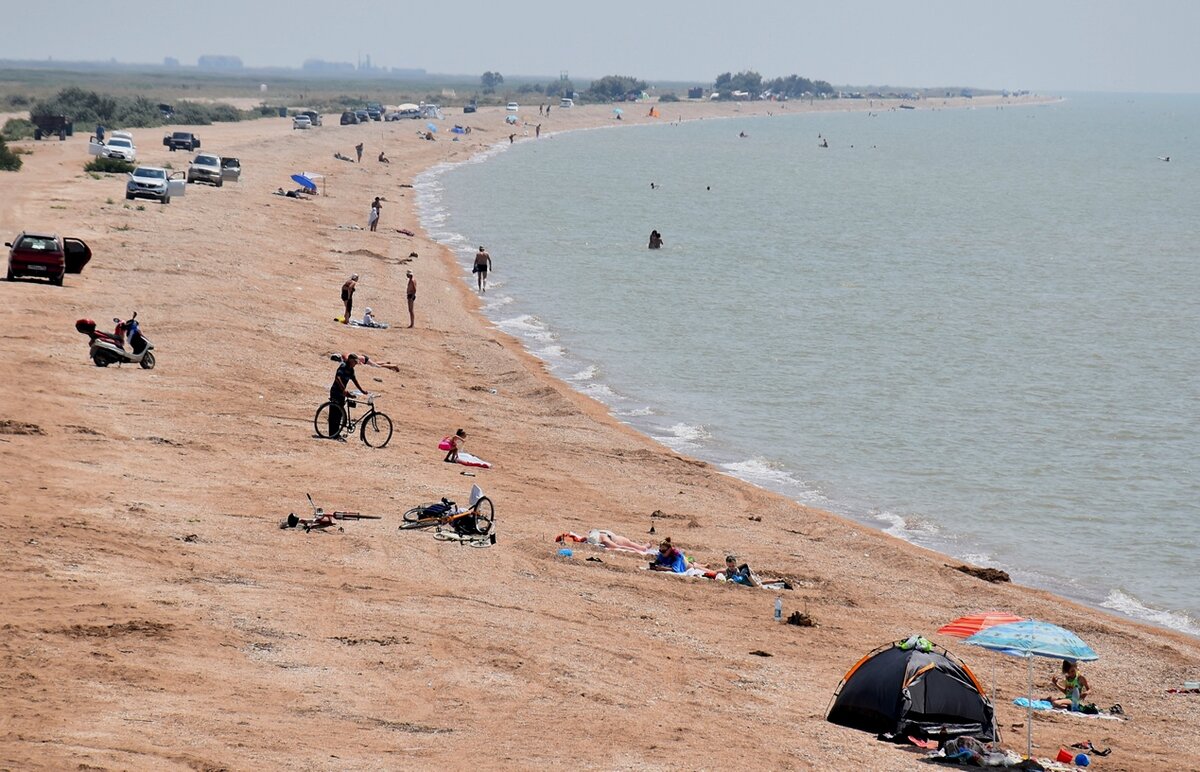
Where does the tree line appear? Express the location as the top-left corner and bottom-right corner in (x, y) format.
(481, 70), (832, 103)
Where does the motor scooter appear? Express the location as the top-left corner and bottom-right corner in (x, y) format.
(75, 312), (155, 369)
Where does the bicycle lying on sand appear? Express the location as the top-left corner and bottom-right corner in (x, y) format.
(314, 391), (393, 447)
(400, 484), (495, 546)
(280, 494), (382, 532)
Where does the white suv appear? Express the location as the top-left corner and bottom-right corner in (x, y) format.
(126, 166), (187, 204)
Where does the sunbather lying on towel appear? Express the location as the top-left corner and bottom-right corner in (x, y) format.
(718, 555), (763, 588)
(556, 530), (656, 555)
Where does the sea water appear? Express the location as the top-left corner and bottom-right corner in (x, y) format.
(417, 94), (1200, 635)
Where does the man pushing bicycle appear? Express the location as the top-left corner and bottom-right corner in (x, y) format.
(328, 353), (364, 440)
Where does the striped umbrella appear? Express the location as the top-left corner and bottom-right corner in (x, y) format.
(938, 612), (1025, 639)
(937, 612), (1025, 723)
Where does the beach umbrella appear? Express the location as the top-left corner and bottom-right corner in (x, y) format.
(965, 620), (1098, 759)
(425, 122), (438, 133)
(290, 173), (316, 192)
(504, 114), (518, 125)
(612, 107), (624, 115)
(938, 612), (1025, 639)
(938, 612), (1025, 709)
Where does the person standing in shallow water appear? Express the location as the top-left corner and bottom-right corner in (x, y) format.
(648, 230), (663, 249)
(473, 246), (492, 293)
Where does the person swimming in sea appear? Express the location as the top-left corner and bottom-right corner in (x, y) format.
(648, 230), (663, 250)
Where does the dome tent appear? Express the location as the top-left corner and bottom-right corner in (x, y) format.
(826, 636), (995, 742)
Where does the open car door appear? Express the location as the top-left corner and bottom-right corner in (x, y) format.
(87, 139), (104, 157)
(62, 238), (92, 274)
(220, 157), (241, 182)
(168, 171), (187, 198)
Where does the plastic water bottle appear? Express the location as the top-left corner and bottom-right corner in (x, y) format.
(1069, 686), (1080, 711)
(774, 597), (783, 623)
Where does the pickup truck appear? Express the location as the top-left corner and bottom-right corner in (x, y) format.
(163, 131), (201, 152)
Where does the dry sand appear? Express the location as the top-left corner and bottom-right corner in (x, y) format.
(1, 95), (1197, 771)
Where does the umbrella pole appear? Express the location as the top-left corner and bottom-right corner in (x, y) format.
(1026, 656), (1033, 759)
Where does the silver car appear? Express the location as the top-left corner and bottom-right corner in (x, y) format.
(186, 153), (224, 187)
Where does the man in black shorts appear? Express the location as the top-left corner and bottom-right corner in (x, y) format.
(328, 353), (363, 440)
(472, 246), (492, 293)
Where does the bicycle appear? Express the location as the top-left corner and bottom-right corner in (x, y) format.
(280, 494), (383, 532)
(314, 391), (393, 448)
(400, 484), (495, 543)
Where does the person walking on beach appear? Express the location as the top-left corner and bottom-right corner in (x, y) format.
(327, 353), (364, 440)
(405, 270), (417, 328)
(509, 133), (515, 144)
(368, 197), (381, 232)
(355, 142), (364, 163)
(473, 246), (492, 293)
(341, 274), (358, 323)
(536, 124), (541, 138)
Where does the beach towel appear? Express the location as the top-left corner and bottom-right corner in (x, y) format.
(348, 319), (390, 329)
(1013, 698), (1124, 720)
(451, 451), (491, 469)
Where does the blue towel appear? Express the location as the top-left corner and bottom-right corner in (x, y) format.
(1013, 697), (1054, 710)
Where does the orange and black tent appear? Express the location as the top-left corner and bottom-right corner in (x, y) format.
(826, 638), (995, 742)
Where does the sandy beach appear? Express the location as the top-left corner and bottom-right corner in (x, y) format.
(2, 93), (1198, 771)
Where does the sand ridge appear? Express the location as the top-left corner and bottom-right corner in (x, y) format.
(1, 95), (1197, 770)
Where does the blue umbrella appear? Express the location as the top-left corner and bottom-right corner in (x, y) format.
(965, 620), (1098, 758)
(290, 173), (316, 192)
(425, 122), (438, 133)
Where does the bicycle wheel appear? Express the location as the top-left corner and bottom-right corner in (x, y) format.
(470, 496), (495, 535)
(314, 402), (347, 439)
(398, 514), (439, 531)
(360, 410), (393, 448)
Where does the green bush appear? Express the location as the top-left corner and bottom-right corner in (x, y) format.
(29, 88), (252, 129)
(85, 156), (135, 174)
(657, 93), (680, 103)
(2, 118), (35, 140)
(0, 137), (21, 171)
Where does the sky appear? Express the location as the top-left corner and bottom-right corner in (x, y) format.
(3, 0), (1199, 93)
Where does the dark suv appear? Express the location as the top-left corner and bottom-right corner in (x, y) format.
(340, 111), (359, 125)
(163, 131), (201, 151)
(6, 232), (92, 285)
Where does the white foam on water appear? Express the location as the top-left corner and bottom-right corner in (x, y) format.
(567, 365), (598, 382)
(652, 422), (712, 450)
(533, 344), (565, 360)
(581, 383), (617, 399)
(620, 406), (655, 417)
(722, 457), (803, 489)
(1102, 590), (1200, 636)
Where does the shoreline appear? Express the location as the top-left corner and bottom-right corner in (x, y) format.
(2, 93), (1197, 769)
(413, 96), (1196, 640)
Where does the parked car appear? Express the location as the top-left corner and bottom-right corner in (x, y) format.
(463, 101), (477, 114)
(220, 157), (241, 182)
(88, 135), (137, 162)
(186, 153), (224, 186)
(354, 109), (370, 122)
(506, 102), (519, 112)
(31, 113), (73, 140)
(292, 114), (312, 130)
(163, 131), (201, 151)
(126, 166), (187, 204)
(386, 104), (421, 120)
(559, 97), (574, 108)
(340, 110), (359, 125)
(5, 232), (91, 284)
(299, 110), (322, 126)
(365, 106), (382, 121)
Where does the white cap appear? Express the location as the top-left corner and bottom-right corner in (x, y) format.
(364, 307), (372, 314)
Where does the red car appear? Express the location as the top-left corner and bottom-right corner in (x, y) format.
(5, 232), (92, 285)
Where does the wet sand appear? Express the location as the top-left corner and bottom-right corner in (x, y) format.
(2, 95), (1197, 771)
